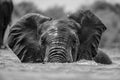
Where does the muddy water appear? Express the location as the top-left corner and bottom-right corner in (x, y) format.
(0, 49), (120, 80)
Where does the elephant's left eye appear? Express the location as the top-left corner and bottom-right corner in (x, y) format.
(60, 28), (67, 32)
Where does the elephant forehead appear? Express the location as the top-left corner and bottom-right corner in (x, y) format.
(47, 20), (58, 31)
(42, 19), (78, 32)
(39, 19), (80, 39)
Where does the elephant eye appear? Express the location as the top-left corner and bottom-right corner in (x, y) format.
(49, 28), (56, 32)
(60, 28), (67, 32)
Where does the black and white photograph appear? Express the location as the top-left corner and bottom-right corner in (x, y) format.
(0, 0), (120, 80)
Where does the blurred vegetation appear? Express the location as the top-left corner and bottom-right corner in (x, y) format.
(12, 1), (120, 49)
(12, 2), (44, 23)
(12, 2), (66, 23)
(44, 6), (67, 19)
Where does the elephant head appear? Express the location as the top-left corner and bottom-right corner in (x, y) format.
(5, 10), (109, 63)
(39, 19), (81, 63)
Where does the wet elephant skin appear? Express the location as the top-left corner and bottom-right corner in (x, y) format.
(5, 10), (112, 64)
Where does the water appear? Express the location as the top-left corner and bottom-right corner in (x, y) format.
(0, 49), (120, 80)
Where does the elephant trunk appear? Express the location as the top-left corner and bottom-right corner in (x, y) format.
(44, 40), (73, 63)
(47, 47), (67, 63)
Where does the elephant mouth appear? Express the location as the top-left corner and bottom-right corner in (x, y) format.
(44, 41), (73, 63)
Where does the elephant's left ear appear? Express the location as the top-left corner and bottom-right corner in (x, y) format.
(68, 10), (107, 32)
(68, 10), (107, 60)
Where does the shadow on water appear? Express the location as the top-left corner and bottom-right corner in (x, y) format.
(0, 49), (120, 80)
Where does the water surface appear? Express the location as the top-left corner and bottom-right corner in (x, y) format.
(0, 49), (120, 80)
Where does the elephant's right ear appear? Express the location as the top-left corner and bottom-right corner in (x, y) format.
(6, 13), (52, 62)
(68, 10), (107, 60)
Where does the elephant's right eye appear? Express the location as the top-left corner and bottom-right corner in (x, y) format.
(49, 29), (57, 33)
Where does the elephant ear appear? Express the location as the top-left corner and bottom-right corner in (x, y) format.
(6, 13), (51, 62)
(68, 10), (107, 60)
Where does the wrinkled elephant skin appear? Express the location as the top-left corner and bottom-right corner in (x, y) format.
(5, 10), (112, 64)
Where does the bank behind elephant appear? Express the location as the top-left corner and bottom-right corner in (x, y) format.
(0, 0), (13, 48)
(5, 10), (112, 64)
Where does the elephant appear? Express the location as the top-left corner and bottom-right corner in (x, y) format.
(0, 0), (13, 48)
(5, 10), (112, 64)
